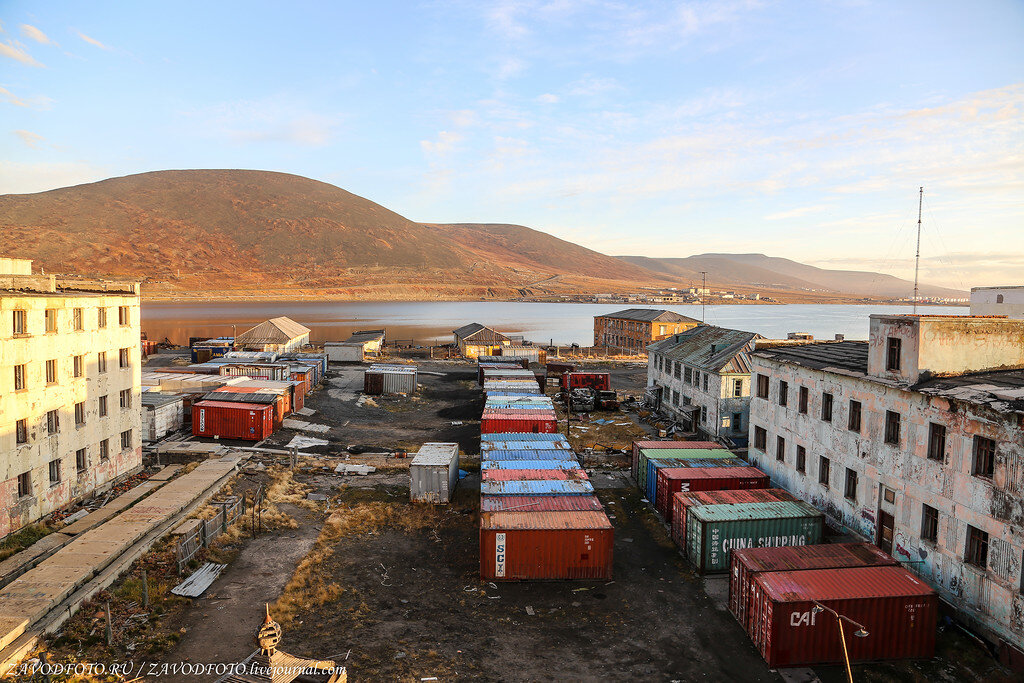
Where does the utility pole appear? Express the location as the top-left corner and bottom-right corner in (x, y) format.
(700, 271), (707, 322)
(913, 187), (923, 315)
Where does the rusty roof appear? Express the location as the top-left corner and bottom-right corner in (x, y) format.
(752, 340), (870, 374)
(598, 308), (700, 323)
(647, 325), (762, 373)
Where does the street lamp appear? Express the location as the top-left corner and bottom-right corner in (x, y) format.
(811, 600), (869, 683)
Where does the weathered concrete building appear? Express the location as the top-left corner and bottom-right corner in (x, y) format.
(748, 314), (1024, 658)
(344, 329), (385, 356)
(234, 317), (310, 353)
(0, 258), (142, 539)
(594, 309), (700, 355)
(647, 325), (762, 446)
(453, 323), (511, 359)
(972, 286), (1024, 318)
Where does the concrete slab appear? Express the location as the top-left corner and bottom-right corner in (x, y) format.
(0, 533), (71, 587)
(0, 617), (28, 652)
(148, 464), (182, 482)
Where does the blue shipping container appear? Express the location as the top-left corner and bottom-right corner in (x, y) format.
(645, 457), (748, 501)
(481, 459), (581, 470)
(483, 449), (580, 462)
(480, 480), (595, 496)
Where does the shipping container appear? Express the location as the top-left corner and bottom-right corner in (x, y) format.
(480, 480), (595, 496)
(686, 501), (825, 574)
(560, 372), (611, 392)
(485, 399), (555, 410)
(207, 389), (285, 427)
(478, 362), (524, 383)
(364, 364), (418, 394)
(482, 468), (588, 482)
(192, 400), (274, 441)
(410, 443), (460, 503)
(672, 489), (798, 549)
(545, 362), (576, 377)
(478, 354), (528, 368)
(481, 442), (572, 455)
(730, 543), (898, 633)
(480, 494), (604, 513)
(480, 511), (613, 580)
(289, 366), (316, 394)
(480, 413), (558, 434)
(324, 341), (364, 362)
(481, 433), (569, 443)
(655, 466), (769, 519)
(481, 459), (580, 470)
(499, 345), (546, 364)
(280, 352), (328, 379)
(638, 449), (740, 496)
(631, 440), (723, 478)
(749, 566), (937, 667)
(220, 363), (290, 381)
(480, 449), (577, 462)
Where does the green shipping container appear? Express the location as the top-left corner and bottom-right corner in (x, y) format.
(686, 501), (824, 574)
(636, 449), (736, 494)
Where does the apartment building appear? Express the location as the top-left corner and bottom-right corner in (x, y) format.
(647, 325), (762, 445)
(1, 259), (142, 539)
(748, 314), (1024, 658)
(971, 285), (1024, 318)
(594, 309), (700, 355)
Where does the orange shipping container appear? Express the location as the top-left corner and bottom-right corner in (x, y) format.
(480, 511), (613, 580)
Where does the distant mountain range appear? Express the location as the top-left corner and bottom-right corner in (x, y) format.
(0, 169), (964, 301)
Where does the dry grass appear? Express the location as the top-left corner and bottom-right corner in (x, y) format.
(0, 524), (52, 562)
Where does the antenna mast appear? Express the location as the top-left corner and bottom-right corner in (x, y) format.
(700, 271), (707, 322)
(913, 187), (923, 314)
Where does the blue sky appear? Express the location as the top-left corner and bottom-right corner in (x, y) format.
(2, 1), (1022, 287)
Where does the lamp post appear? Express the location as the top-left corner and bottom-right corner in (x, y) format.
(811, 600), (869, 683)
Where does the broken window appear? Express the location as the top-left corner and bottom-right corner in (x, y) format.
(848, 400), (862, 433)
(46, 359), (57, 384)
(73, 354), (84, 378)
(884, 410), (900, 445)
(821, 392), (833, 422)
(120, 429), (132, 450)
(965, 525), (989, 569)
(844, 468), (858, 501)
(118, 306), (130, 326)
(98, 307), (107, 328)
(776, 436), (785, 462)
(119, 347), (130, 368)
(120, 389), (132, 409)
(733, 379), (743, 397)
(798, 386), (808, 413)
(16, 419), (28, 445)
(12, 309), (27, 335)
(14, 364), (26, 391)
(73, 307), (83, 331)
(819, 456), (831, 487)
(75, 401), (86, 426)
(99, 395), (108, 417)
(921, 504), (938, 543)
(76, 448), (87, 473)
(778, 381), (788, 407)
(972, 436), (996, 478)
(886, 337), (902, 372)
(796, 445), (806, 473)
(754, 426), (767, 451)
(927, 423), (946, 461)
(47, 409), (59, 435)
(100, 439), (110, 460)
(44, 308), (57, 333)
(98, 351), (107, 373)
(48, 459), (61, 485)
(17, 472), (31, 498)
(756, 374), (769, 399)
(732, 412), (742, 432)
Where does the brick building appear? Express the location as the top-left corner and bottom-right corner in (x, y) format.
(594, 309), (699, 355)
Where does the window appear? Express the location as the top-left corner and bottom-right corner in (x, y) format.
(44, 308), (57, 333)
(14, 364), (26, 391)
(73, 307), (83, 331)
(733, 379), (742, 397)
(778, 381), (788, 407)
(118, 306), (130, 326)
(17, 472), (31, 498)
(756, 374), (769, 399)
(673, 362), (681, 379)
(886, 337), (902, 372)
(73, 355), (84, 378)
(965, 525), (989, 569)
(12, 309), (27, 335)
(47, 409), (60, 435)
(972, 436), (996, 478)
(75, 401), (86, 426)
(699, 405), (707, 424)
(46, 359), (57, 384)
(796, 445), (806, 473)
(754, 426), (767, 451)
(120, 389), (132, 409)
(884, 410), (901, 445)
(16, 419), (28, 445)
(927, 423), (946, 461)
(97, 307), (107, 328)
(848, 400), (862, 433)
(120, 429), (132, 450)
(799, 386), (808, 414)
(702, 374), (708, 392)
(732, 412), (742, 432)
(98, 351), (107, 373)
(844, 468), (858, 501)
(997, 294), (1005, 304)
(99, 395), (108, 417)
(821, 393), (833, 422)
(776, 436), (786, 462)
(684, 366), (692, 383)
(671, 389), (679, 406)
(48, 459), (61, 485)
(921, 504), (938, 543)
(76, 448), (87, 473)
(99, 439), (110, 460)
(819, 456), (831, 487)
(119, 347), (130, 368)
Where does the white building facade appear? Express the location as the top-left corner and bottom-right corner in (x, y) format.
(748, 315), (1024, 658)
(971, 285), (1024, 319)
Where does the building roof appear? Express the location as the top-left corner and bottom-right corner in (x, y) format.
(648, 325), (762, 373)
(453, 322), (511, 343)
(914, 369), (1024, 415)
(752, 341), (870, 375)
(345, 329), (385, 343)
(235, 317), (310, 346)
(598, 308), (700, 324)
(140, 392), (184, 408)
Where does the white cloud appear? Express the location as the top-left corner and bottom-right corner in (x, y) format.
(420, 130), (464, 157)
(0, 160), (109, 194)
(76, 31), (111, 50)
(13, 130), (44, 148)
(20, 24), (55, 45)
(536, 93), (559, 104)
(0, 40), (43, 66)
(567, 74), (621, 97)
(0, 86), (53, 109)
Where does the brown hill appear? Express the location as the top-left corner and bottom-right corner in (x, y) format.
(0, 169), (661, 299)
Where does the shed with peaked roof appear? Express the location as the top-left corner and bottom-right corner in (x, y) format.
(234, 317), (311, 352)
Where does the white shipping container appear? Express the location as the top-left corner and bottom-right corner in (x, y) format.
(324, 341), (365, 362)
(410, 443), (460, 503)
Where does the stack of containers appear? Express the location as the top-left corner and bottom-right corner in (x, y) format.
(638, 447), (741, 501)
(671, 488), (798, 548)
(654, 466), (770, 520)
(478, 362), (613, 581)
(631, 440), (721, 479)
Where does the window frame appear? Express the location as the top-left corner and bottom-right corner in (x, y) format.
(886, 337), (902, 372)
(965, 525), (989, 569)
(927, 423), (946, 461)
(12, 309), (28, 335)
(798, 386), (808, 414)
(74, 401), (86, 426)
(73, 354), (84, 378)
(778, 381), (788, 407)
(76, 448), (88, 473)
(99, 395), (108, 417)
(921, 504), (939, 543)
(98, 351), (107, 373)
(821, 392), (833, 422)
(44, 308), (57, 333)
(796, 445), (806, 473)
(776, 435), (785, 462)
(753, 426), (767, 451)
(17, 472), (32, 498)
(120, 429), (133, 451)
(844, 467), (858, 501)
(46, 409), (60, 435)
(848, 400), (862, 433)
(97, 307), (107, 328)
(756, 374), (769, 399)
(73, 307), (83, 331)
(99, 439), (110, 460)
(884, 410), (901, 445)
(46, 359), (58, 384)
(48, 459), (61, 485)
(14, 364), (26, 391)
(819, 456), (831, 487)
(972, 435), (996, 479)
(16, 419), (29, 445)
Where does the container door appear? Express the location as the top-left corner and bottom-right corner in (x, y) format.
(878, 510), (895, 554)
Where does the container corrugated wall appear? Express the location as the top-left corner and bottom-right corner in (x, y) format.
(482, 459), (580, 470)
(364, 365), (418, 395)
(410, 443), (459, 503)
(481, 480), (595, 496)
(480, 495), (604, 512)
(191, 400), (275, 441)
(482, 433), (568, 443)
(671, 489), (798, 548)
(654, 467), (770, 520)
(631, 440), (723, 478)
(482, 468), (588, 482)
(480, 512), (613, 580)
(645, 451), (742, 501)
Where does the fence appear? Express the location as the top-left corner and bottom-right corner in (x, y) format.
(175, 495), (246, 574)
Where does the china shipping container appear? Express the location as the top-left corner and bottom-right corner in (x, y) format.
(192, 400), (274, 441)
(560, 372), (611, 392)
(481, 433), (569, 443)
(686, 501), (825, 574)
(410, 443), (460, 503)
(730, 543), (898, 633)
(482, 459), (580, 470)
(672, 488), (798, 548)
(480, 494), (604, 512)
(748, 566), (937, 667)
(480, 511), (613, 580)
(638, 448), (741, 496)
(631, 440), (723, 478)
(207, 389), (285, 427)
(480, 412), (558, 434)
(482, 468), (588, 482)
(480, 449), (578, 462)
(480, 479), (595, 496)
(655, 466), (770, 519)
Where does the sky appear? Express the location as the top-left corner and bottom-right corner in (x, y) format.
(2, 1), (1023, 288)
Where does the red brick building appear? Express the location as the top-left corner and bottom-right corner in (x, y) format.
(593, 309), (700, 355)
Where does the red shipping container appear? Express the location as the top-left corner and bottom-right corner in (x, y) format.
(671, 489), (796, 548)
(213, 386), (288, 426)
(480, 495), (604, 512)
(730, 543), (898, 634)
(749, 566), (937, 667)
(480, 411), (558, 434)
(630, 440), (723, 478)
(192, 400), (274, 441)
(289, 367), (314, 394)
(655, 467), (770, 519)
(480, 511), (614, 580)
(482, 468), (589, 482)
(560, 372), (610, 392)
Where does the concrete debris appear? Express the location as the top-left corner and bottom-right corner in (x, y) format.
(285, 435), (329, 450)
(281, 419), (332, 433)
(294, 407), (316, 416)
(334, 464), (376, 475)
(306, 493), (328, 501)
(61, 509), (90, 525)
